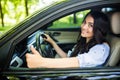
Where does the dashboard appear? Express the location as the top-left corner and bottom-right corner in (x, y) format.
(10, 30), (46, 67)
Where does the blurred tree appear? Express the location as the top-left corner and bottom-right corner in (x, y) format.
(24, 0), (28, 16)
(73, 13), (77, 24)
(0, 0), (4, 27)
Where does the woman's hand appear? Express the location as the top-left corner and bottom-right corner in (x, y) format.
(26, 45), (44, 68)
(25, 46), (79, 68)
(44, 34), (55, 45)
(44, 34), (67, 58)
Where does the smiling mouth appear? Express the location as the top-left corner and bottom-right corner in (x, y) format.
(81, 30), (89, 34)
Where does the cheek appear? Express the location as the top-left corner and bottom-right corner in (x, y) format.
(89, 28), (94, 36)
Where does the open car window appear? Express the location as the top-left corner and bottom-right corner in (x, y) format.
(10, 10), (91, 68)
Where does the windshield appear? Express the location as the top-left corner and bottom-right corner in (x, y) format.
(0, 0), (67, 39)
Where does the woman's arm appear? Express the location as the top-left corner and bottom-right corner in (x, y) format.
(41, 57), (79, 68)
(44, 34), (67, 58)
(26, 46), (79, 68)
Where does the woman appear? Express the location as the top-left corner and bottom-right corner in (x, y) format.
(26, 11), (110, 68)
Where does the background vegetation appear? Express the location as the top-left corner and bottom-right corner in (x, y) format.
(0, 0), (88, 37)
(0, 0), (62, 35)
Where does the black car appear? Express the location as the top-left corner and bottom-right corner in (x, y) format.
(0, 0), (120, 80)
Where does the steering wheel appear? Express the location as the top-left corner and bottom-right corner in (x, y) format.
(35, 32), (55, 58)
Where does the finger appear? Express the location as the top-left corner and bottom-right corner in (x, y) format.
(25, 53), (33, 58)
(26, 53), (29, 57)
(44, 34), (48, 39)
(44, 33), (48, 36)
(25, 54), (31, 67)
(30, 45), (40, 55)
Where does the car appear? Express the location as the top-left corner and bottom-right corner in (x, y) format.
(0, 0), (120, 80)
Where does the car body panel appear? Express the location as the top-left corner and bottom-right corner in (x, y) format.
(2, 67), (120, 79)
(0, 0), (120, 79)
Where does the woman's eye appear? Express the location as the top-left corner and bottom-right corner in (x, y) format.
(90, 24), (93, 27)
(88, 23), (93, 28)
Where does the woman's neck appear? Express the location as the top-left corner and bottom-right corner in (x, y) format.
(86, 37), (93, 43)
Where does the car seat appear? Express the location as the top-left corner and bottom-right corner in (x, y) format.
(105, 11), (120, 66)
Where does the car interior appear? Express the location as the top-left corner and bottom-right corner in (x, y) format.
(105, 11), (120, 66)
(9, 6), (120, 68)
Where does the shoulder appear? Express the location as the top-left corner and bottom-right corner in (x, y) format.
(90, 43), (110, 52)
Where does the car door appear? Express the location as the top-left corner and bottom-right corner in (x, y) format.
(1, 0), (120, 80)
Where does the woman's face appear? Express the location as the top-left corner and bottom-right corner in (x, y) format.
(81, 14), (94, 42)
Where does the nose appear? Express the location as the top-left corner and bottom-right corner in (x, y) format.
(82, 23), (88, 29)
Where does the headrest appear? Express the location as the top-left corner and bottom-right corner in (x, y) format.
(111, 12), (120, 35)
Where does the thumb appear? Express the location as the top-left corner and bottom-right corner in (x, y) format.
(30, 45), (39, 55)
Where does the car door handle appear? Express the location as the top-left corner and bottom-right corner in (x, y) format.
(52, 32), (61, 36)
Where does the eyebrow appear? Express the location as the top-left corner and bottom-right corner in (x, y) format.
(88, 22), (94, 25)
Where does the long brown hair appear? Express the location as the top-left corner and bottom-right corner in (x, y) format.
(70, 11), (110, 57)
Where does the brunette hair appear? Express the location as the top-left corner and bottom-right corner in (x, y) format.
(70, 11), (110, 57)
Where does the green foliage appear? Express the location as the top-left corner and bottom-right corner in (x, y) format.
(0, 0), (39, 37)
(49, 10), (90, 29)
